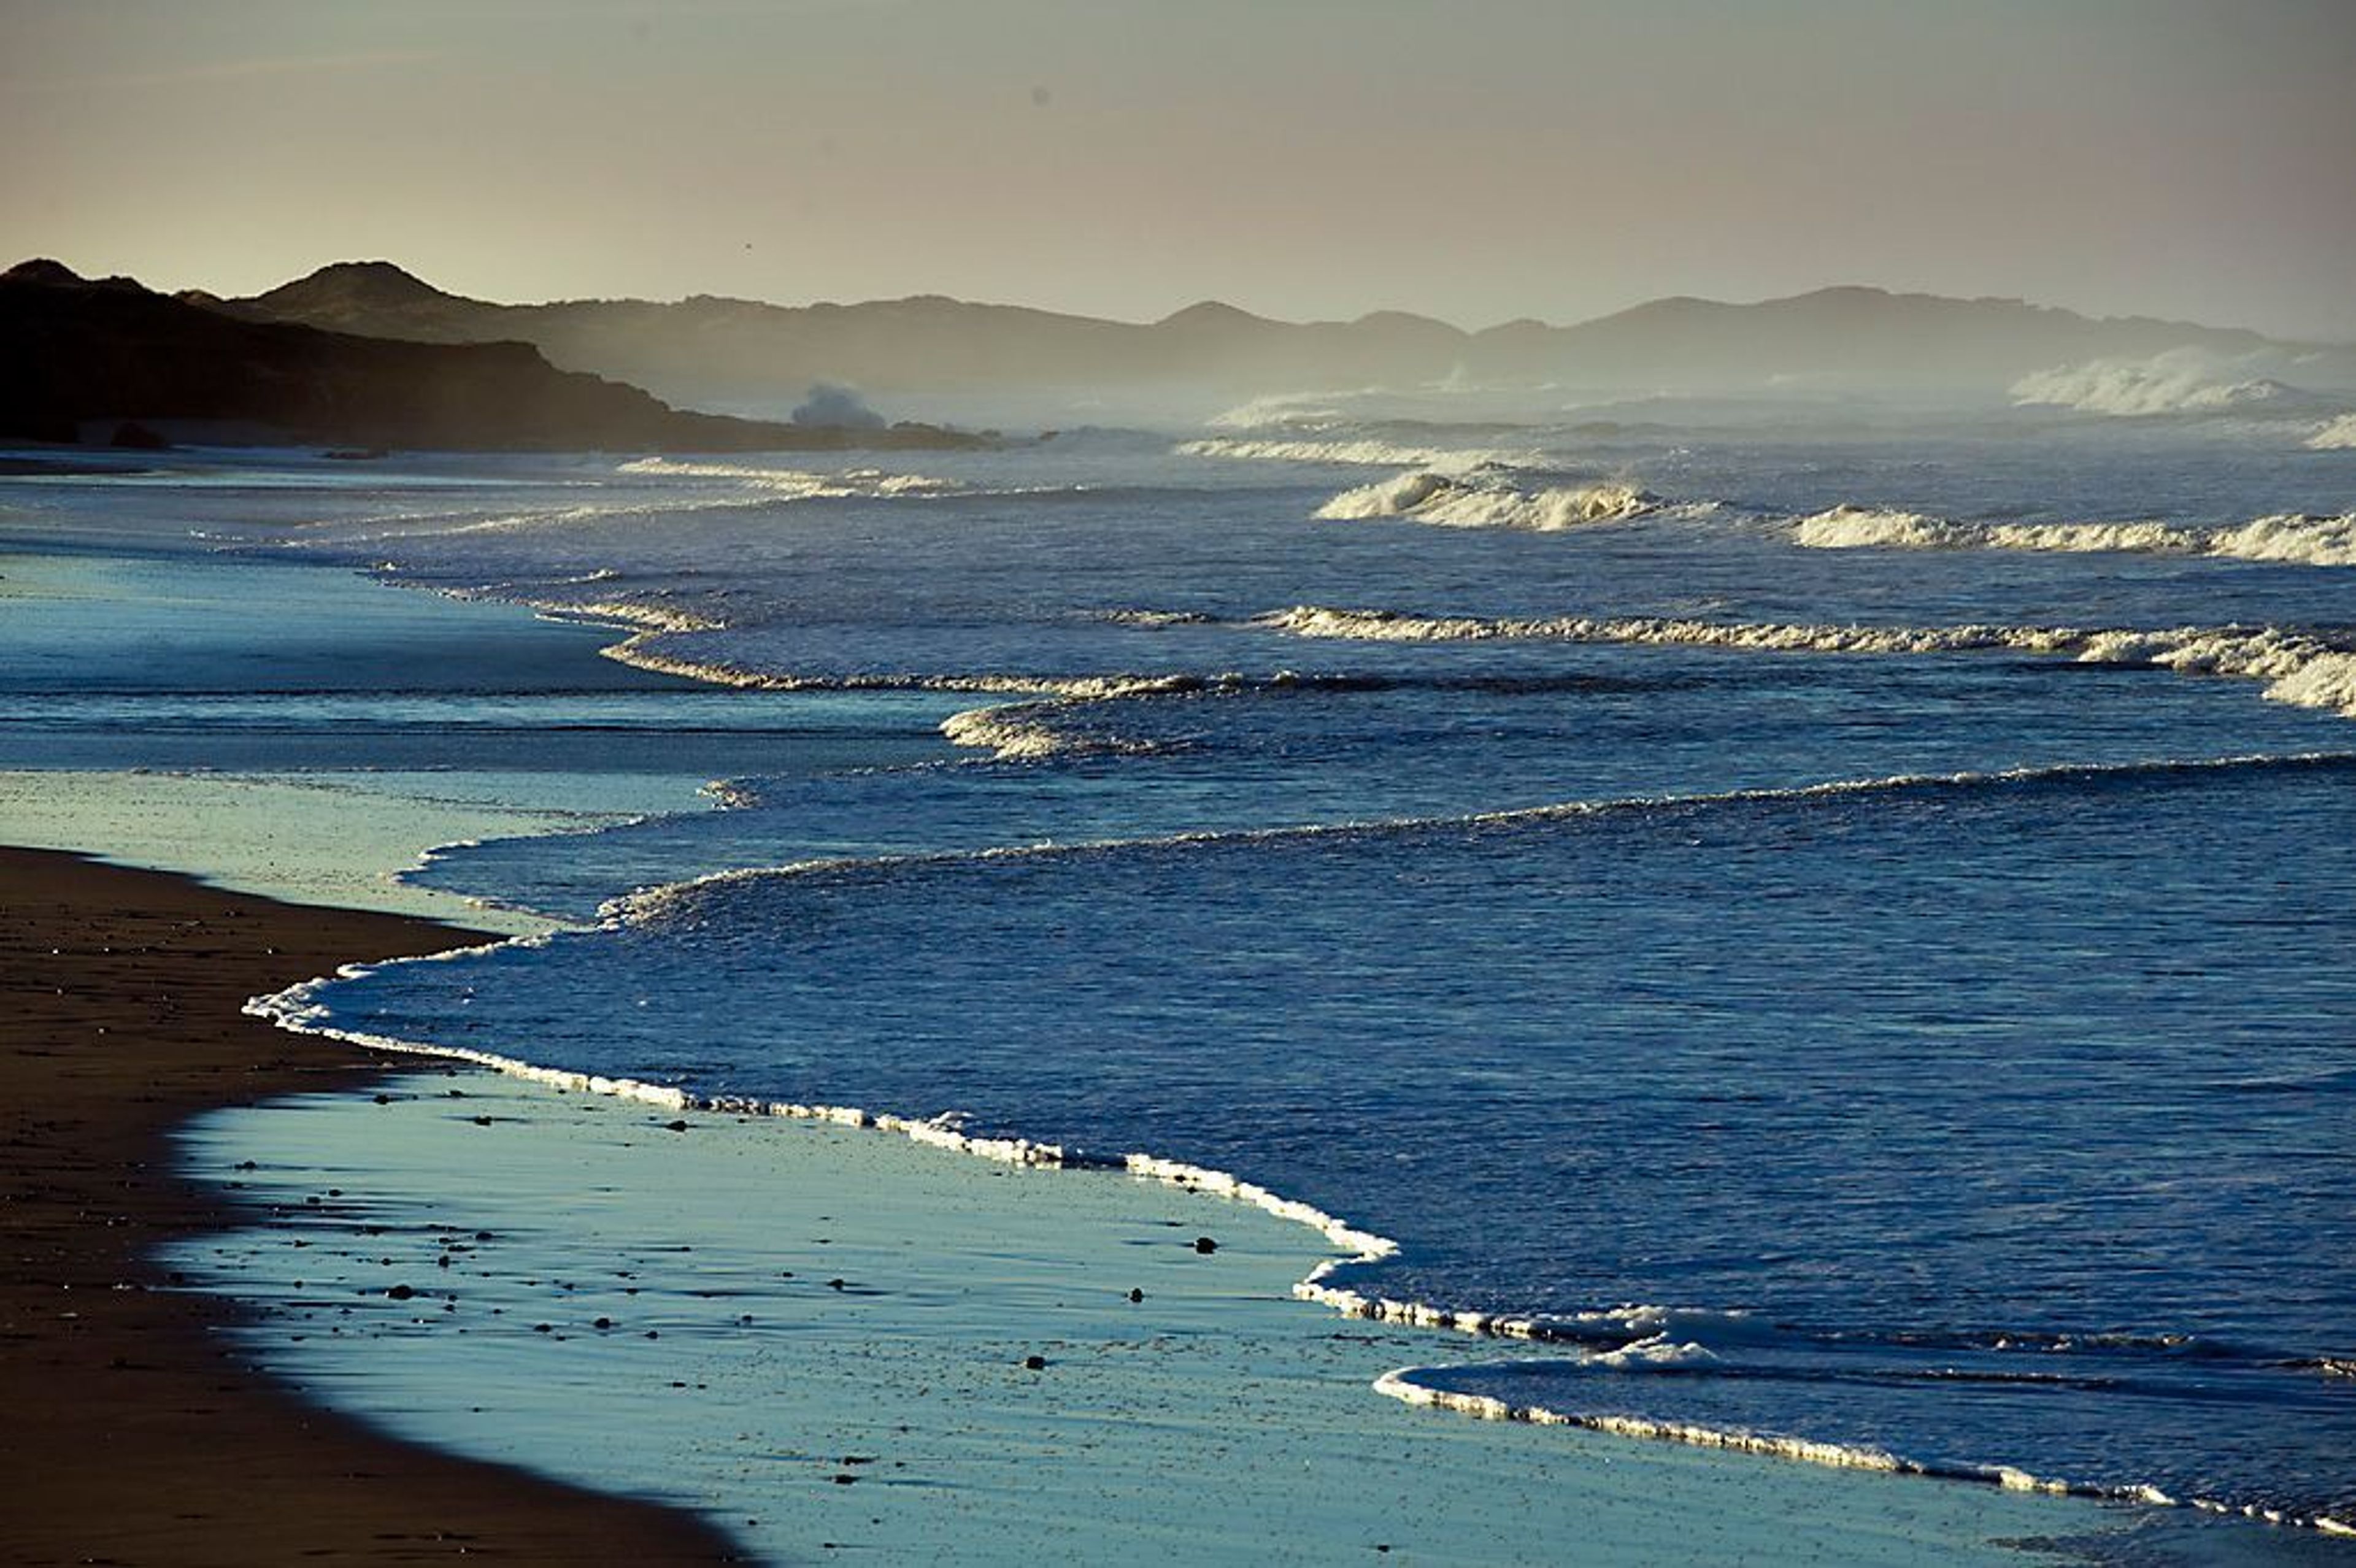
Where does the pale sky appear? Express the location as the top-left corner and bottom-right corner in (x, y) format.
(5, 0), (2352, 339)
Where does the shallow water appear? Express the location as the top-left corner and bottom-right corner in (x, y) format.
(171, 1074), (2123, 1565)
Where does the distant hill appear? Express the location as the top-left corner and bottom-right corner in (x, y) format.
(212, 263), (1470, 405)
(1, 260), (987, 452)
(208, 261), (2355, 407)
(1478, 286), (2284, 387)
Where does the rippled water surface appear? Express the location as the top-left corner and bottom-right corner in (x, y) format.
(26, 406), (2349, 1540)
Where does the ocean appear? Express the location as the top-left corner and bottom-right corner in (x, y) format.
(8, 394), (2352, 1553)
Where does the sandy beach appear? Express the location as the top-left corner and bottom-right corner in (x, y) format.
(0, 844), (738, 1564)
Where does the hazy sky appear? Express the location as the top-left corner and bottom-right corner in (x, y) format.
(6, 0), (2352, 337)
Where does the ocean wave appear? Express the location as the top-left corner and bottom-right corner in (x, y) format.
(296, 494), (778, 547)
(2308, 413), (2356, 450)
(932, 667), (1688, 759)
(1795, 506), (2198, 556)
(1087, 608), (1217, 629)
(2207, 513), (2356, 566)
(1259, 604), (2085, 655)
(1795, 504), (2356, 566)
(582, 756), (2354, 921)
(1315, 470), (1658, 531)
(1177, 436), (1541, 471)
(614, 456), (958, 498)
(1259, 605), (2356, 718)
(1371, 1367), (2346, 1531)
(937, 686), (1204, 761)
(588, 634), (1222, 702)
(595, 596), (2356, 723)
(2009, 350), (2320, 418)
(1201, 394), (1355, 429)
(530, 593), (1196, 698)
(546, 596), (731, 637)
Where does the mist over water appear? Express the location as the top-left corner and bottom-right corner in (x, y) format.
(180, 393), (2356, 1541)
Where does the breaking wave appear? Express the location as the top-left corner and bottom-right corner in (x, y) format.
(614, 457), (958, 498)
(2309, 413), (2356, 450)
(1372, 1369), (2343, 1533)
(1795, 505), (2356, 567)
(2009, 350), (2321, 417)
(1177, 436), (1541, 471)
(937, 692), (1197, 761)
(1258, 605), (2356, 718)
(1202, 394), (1354, 430)
(1316, 470), (1659, 531)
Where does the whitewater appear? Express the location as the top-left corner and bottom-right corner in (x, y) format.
(93, 405), (2355, 1554)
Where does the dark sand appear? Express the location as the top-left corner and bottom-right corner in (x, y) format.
(0, 847), (740, 1564)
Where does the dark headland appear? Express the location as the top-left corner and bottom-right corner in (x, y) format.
(0, 259), (986, 453)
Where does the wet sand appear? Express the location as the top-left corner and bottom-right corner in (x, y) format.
(0, 845), (739, 1564)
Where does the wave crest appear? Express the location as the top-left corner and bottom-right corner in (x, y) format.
(2308, 413), (2356, 450)
(1316, 471), (1657, 531)
(1179, 436), (1539, 470)
(2009, 350), (2316, 417)
(1796, 505), (2356, 567)
(1259, 605), (2356, 717)
(614, 457), (957, 498)
(1372, 1368), (2342, 1531)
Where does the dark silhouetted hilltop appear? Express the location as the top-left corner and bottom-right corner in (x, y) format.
(214, 267), (1479, 402)
(228, 259), (493, 343)
(1, 261), (987, 452)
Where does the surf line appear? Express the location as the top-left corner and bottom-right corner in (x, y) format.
(243, 758), (2355, 1547)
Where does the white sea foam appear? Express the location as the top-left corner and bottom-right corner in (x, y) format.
(1259, 604), (2084, 656)
(2009, 350), (2310, 417)
(1374, 1367), (1909, 1469)
(1795, 507), (2201, 556)
(547, 595), (1193, 699)
(1789, 507), (1987, 551)
(1088, 607), (1217, 629)
(1315, 471), (1658, 531)
(552, 598), (730, 636)
(939, 694), (1176, 761)
(1178, 436), (1540, 471)
(2309, 413), (2356, 450)
(937, 704), (1075, 761)
(1202, 394), (1353, 429)
(614, 457), (957, 497)
(2202, 513), (2356, 566)
(1373, 1366), (2349, 1532)
(1796, 504), (2356, 566)
(1260, 605), (2356, 718)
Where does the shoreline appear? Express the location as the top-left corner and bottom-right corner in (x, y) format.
(0, 845), (740, 1564)
(252, 890), (2356, 1551)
